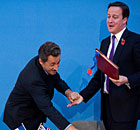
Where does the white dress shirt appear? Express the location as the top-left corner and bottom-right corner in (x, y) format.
(104, 27), (126, 93)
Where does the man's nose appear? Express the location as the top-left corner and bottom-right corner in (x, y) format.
(108, 17), (113, 22)
(54, 64), (59, 71)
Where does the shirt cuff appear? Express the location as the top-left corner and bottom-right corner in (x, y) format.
(64, 124), (72, 130)
(125, 83), (131, 89)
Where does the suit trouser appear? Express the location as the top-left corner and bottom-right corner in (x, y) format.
(102, 93), (138, 130)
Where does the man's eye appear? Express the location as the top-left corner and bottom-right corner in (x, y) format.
(107, 15), (111, 18)
(113, 16), (118, 19)
(50, 63), (55, 66)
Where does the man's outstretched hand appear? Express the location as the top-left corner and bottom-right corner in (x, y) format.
(67, 92), (83, 107)
(67, 125), (79, 130)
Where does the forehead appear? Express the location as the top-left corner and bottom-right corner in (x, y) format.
(107, 6), (122, 15)
(47, 55), (60, 63)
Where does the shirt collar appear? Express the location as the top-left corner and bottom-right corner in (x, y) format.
(111, 27), (126, 41)
(43, 69), (49, 75)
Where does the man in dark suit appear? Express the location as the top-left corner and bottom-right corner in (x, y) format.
(3, 41), (78, 130)
(68, 1), (140, 130)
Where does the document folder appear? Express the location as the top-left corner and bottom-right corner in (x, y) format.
(95, 48), (119, 80)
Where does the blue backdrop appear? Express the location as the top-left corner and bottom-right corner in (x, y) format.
(0, 0), (140, 129)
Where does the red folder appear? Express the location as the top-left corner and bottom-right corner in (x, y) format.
(95, 48), (119, 80)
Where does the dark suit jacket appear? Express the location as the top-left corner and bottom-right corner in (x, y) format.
(3, 56), (70, 130)
(80, 28), (140, 122)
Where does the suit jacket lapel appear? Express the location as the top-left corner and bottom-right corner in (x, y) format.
(113, 29), (129, 64)
(101, 37), (110, 56)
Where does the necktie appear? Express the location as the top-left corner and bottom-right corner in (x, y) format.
(106, 35), (115, 92)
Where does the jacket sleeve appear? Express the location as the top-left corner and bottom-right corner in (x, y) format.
(54, 73), (70, 95)
(127, 35), (140, 88)
(80, 69), (102, 103)
(27, 80), (70, 130)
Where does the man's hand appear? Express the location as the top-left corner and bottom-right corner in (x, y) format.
(65, 89), (83, 107)
(109, 75), (128, 86)
(65, 89), (79, 102)
(65, 89), (80, 102)
(67, 125), (78, 130)
(67, 93), (83, 107)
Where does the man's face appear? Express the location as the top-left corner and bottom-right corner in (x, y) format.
(39, 55), (60, 75)
(107, 6), (127, 34)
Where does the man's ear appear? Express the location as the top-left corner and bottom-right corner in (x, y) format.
(39, 58), (43, 65)
(123, 17), (127, 25)
(39, 58), (45, 69)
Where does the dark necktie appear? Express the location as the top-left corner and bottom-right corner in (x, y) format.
(106, 35), (116, 92)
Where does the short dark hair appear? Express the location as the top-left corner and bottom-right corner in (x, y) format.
(38, 41), (61, 62)
(108, 1), (129, 19)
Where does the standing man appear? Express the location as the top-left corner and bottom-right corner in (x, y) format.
(3, 41), (78, 130)
(68, 1), (140, 130)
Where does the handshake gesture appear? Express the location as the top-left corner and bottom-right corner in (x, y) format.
(65, 89), (83, 107)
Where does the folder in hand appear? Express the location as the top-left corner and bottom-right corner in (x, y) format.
(95, 48), (119, 80)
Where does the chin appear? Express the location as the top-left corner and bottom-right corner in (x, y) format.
(108, 29), (113, 33)
(49, 72), (56, 75)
